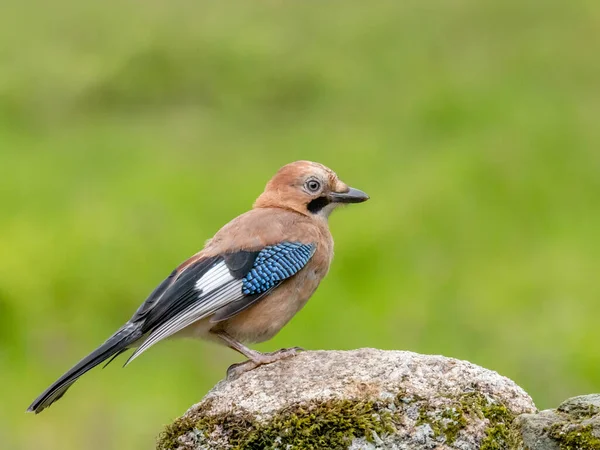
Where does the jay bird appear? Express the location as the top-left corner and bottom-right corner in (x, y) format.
(27, 160), (369, 413)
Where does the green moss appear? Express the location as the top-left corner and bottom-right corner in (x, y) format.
(414, 392), (522, 449)
(480, 402), (522, 450)
(441, 407), (469, 443)
(417, 405), (467, 444)
(158, 392), (525, 449)
(158, 415), (198, 450)
(157, 397), (395, 450)
(547, 423), (600, 449)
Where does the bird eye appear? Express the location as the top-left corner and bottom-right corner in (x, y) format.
(305, 179), (321, 193)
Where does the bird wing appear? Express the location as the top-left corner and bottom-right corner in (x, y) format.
(125, 242), (316, 365)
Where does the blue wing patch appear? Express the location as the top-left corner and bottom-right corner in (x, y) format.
(241, 242), (316, 295)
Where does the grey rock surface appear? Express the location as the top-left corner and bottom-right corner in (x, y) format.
(516, 394), (600, 450)
(158, 348), (536, 449)
(516, 410), (561, 450)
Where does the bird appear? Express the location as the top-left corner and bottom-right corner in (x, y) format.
(27, 160), (369, 414)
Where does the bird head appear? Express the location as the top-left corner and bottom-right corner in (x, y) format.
(254, 161), (369, 218)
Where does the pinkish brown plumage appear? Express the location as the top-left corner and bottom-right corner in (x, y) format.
(28, 161), (369, 413)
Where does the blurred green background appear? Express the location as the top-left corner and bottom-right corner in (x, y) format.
(2, 0), (599, 448)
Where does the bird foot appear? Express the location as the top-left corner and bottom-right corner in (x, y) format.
(226, 347), (304, 380)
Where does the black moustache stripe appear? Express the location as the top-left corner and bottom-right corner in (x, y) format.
(307, 196), (330, 213)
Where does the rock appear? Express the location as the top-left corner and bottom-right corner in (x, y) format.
(157, 349), (536, 449)
(515, 410), (562, 450)
(516, 394), (600, 450)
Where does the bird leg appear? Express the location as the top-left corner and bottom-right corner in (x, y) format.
(212, 330), (303, 380)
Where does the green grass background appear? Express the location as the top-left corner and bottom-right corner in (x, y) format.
(1, 1), (599, 448)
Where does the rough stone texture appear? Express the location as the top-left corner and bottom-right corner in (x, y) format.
(517, 394), (600, 450)
(157, 349), (536, 450)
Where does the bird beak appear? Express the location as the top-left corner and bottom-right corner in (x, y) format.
(329, 187), (370, 204)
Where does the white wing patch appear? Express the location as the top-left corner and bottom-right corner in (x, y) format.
(125, 261), (244, 366)
(194, 263), (233, 293)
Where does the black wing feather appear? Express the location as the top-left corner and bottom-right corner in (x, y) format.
(137, 255), (221, 332)
(137, 252), (263, 332)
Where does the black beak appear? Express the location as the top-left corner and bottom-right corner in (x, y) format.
(329, 187), (370, 204)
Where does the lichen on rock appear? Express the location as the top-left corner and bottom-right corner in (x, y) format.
(157, 349), (536, 450)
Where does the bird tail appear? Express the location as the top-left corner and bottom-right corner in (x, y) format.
(27, 323), (142, 414)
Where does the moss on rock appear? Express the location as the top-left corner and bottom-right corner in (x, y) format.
(518, 395), (600, 450)
(417, 403), (468, 444)
(159, 392), (527, 449)
(411, 392), (523, 448)
(157, 397), (395, 450)
(159, 391), (527, 449)
(480, 402), (523, 450)
(159, 415), (199, 450)
(547, 423), (600, 450)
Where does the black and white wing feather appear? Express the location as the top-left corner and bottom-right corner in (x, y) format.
(125, 242), (316, 365)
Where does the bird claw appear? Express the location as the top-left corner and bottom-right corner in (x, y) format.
(226, 360), (257, 380)
(226, 347), (304, 380)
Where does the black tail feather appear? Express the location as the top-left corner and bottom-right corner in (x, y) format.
(27, 323), (142, 414)
(102, 348), (129, 369)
